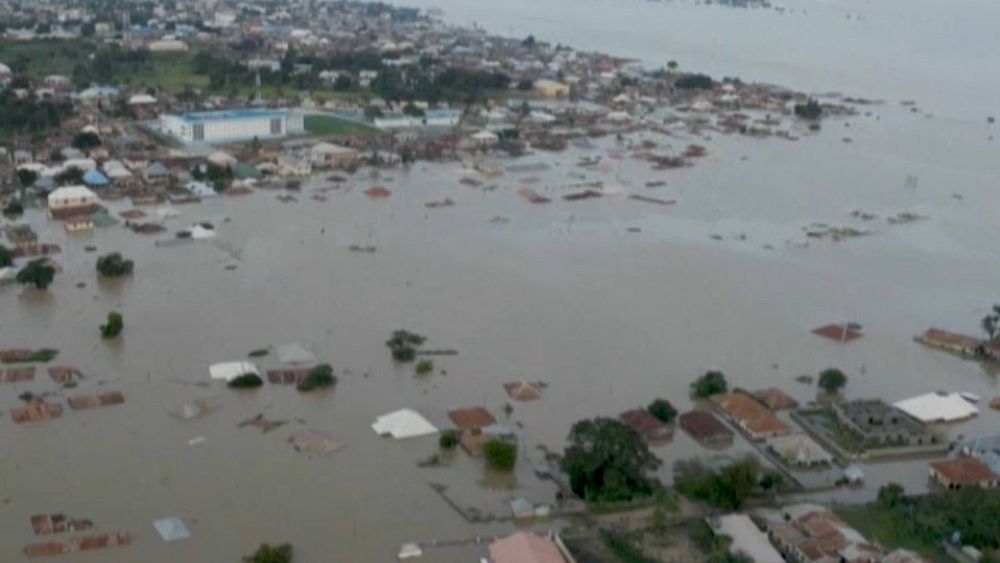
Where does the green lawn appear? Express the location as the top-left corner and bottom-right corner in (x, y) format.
(836, 505), (950, 562)
(0, 39), (93, 77)
(303, 114), (379, 136)
(119, 52), (209, 91)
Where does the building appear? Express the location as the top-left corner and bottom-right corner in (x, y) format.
(679, 410), (734, 445)
(47, 186), (99, 215)
(310, 142), (359, 168)
(767, 434), (834, 467)
(373, 109), (461, 130)
(619, 408), (673, 444)
(535, 78), (570, 98)
(711, 514), (784, 563)
(755, 387), (799, 411)
(712, 392), (790, 440)
(928, 458), (999, 490)
(488, 531), (567, 563)
(764, 503), (880, 563)
(832, 399), (935, 447)
(916, 328), (984, 356)
(159, 108), (304, 144)
(893, 392), (978, 424)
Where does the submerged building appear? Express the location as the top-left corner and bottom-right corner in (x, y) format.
(159, 108), (304, 144)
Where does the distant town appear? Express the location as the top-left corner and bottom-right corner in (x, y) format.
(0, 1), (997, 563)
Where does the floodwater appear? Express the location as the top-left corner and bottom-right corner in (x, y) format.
(3, 2), (1000, 562)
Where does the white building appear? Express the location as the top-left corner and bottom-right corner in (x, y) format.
(159, 108), (304, 144)
(47, 186), (98, 211)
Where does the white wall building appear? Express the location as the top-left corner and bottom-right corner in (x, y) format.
(48, 186), (98, 211)
(159, 108), (304, 144)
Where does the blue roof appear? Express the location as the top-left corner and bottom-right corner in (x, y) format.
(83, 169), (110, 186)
(170, 108), (291, 124)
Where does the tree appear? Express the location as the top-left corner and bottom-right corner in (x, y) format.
(794, 99), (822, 120)
(3, 199), (24, 216)
(100, 311), (124, 339)
(332, 74), (352, 91)
(667, 60), (679, 70)
(690, 371), (727, 399)
(297, 364), (336, 392)
(648, 398), (677, 424)
(817, 368), (847, 394)
(483, 439), (517, 471)
(244, 543), (292, 563)
(522, 35), (536, 48)
(439, 430), (459, 449)
(55, 167), (84, 186)
(386, 330), (426, 362)
(0, 244), (12, 268)
(982, 304), (1000, 341)
(16, 259), (55, 290)
(560, 417), (661, 502)
(415, 358), (433, 375)
(675, 73), (713, 90)
(876, 482), (905, 509)
(96, 253), (134, 278)
(17, 168), (38, 190)
(674, 457), (759, 510)
(72, 131), (102, 151)
(228, 373), (263, 389)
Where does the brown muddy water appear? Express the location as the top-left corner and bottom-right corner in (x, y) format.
(2, 102), (999, 561)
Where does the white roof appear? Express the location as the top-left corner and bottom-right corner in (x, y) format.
(207, 151), (237, 166)
(311, 142), (356, 155)
(48, 185), (97, 202)
(152, 517), (191, 542)
(209, 361), (260, 382)
(715, 514), (784, 563)
(472, 130), (499, 141)
(894, 392), (979, 423)
(372, 409), (438, 439)
(129, 93), (157, 105)
(276, 343), (316, 365)
(64, 158), (97, 171)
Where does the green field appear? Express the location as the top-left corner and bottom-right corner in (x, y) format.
(303, 114), (379, 136)
(836, 505), (949, 562)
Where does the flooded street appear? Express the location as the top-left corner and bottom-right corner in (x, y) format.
(3, 1), (1000, 562)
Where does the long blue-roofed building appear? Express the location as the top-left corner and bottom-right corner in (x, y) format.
(159, 108), (304, 144)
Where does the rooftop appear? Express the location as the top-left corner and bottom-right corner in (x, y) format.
(169, 108), (294, 123)
(930, 458), (998, 486)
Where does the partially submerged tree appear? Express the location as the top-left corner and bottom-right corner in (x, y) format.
(0, 244), (12, 268)
(560, 417), (661, 502)
(243, 543), (292, 563)
(297, 364), (336, 392)
(647, 398), (678, 424)
(982, 304), (1000, 342)
(794, 99), (823, 120)
(16, 259), (55, 290)
(439, 430), (459, 450)
(96, 252), (134, 278)
(385, 330), (426, 362)
(3, 199), (24, 216)
(100, 311), (123, 339)
(690, 371), (728, 399)
(674, 456), (760, 510)
(414, 358), (434, 375)
(72, 131), (102, 151)
(817, 368), (847, 394)
(483, 439), (517, 471)
(228, 373), (263, 389)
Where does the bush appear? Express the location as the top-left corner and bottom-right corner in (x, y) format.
(228, 373), (263, 389)
(675, 73), (713, 90)
(483, 439), (517, 471)
(2, 199), (23, 216)
(794, 99), (822, 120)
(100, 311), (123, 339)
(690, 371), (728, 399)
(297, 364), (336, 392)
(243, 543), (292, 563)
(415, 358), (433, 375)
(17, 259), (56, 290)
(674, 457), (759, 510)
(818, 368), (847, 394)
(647, 398), (677, 424)
(439, 430), (459, 449)
(96, 253), (134, 278)
(386, 330), (426, 362)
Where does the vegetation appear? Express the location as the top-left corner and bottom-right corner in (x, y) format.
(690, 520), (753, 563)
(647, 398), (678, 424)
(248, 348), (270, 358)
(837, 486), (1000, 561)
(982, 304), (1000, 342)
(0, 89), (73, 139)
(303, 114), (379, 136)
(414, 358), (434, 376)
(794, 99), (823, 120)
(96, 253), (134, 278)
(600, 530), (659, 563)
(690, 370), (728, 399)
(228, 373), (264, 389)
(3, 199), (24, 216)
(560, 417), (661, 502)
(243, 543), (293, 563)
(817, 368), (847, 394)
(439, 430), (459, 450)
(1, 348), (59, 364)
(296, 364), (336, 392)
(673, 457), (760, 510)
(0, 244), (12, 268)
(675, 73), (713, 90)
(16, 259), (55, 290)
(100, 311), (124, 339)
(386, 330), (426, 362)
(72, 131), (101, 151)
(483, 439), (517, 471)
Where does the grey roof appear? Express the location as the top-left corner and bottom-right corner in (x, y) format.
(153, 517), (191, 542)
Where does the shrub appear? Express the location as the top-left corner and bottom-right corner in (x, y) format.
(96, 253), (134, 278)
(439, 430), (459, 449)
(297, 364), (336, 392)
(243, 543), (292, 563)
(248, 348), (269, 358)
(483, 439), (517, 471)
(228, 373), (263, 389)
(415, 358), (433, 375)
(647, 398), (677, 424)
(100, 311), (123, 339)
(674, 457), (759, 510)
(690, 371), (728, 399)
(386, 330), (426, 362)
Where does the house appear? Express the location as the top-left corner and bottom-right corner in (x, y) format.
(471, 129), (499, 147)
(712, 392), (790, 440)
(893, 392), (978, 424)
(755, 388), (799, 411)
(310, 142), (358, 168)
(143, 162), (170, 183)
(160, 108), (304, 144)
(917, 328), (986, 356)
(47, 186), (99, 216)
(767, 434), (834, 467)
(447, 407), (496, 430)
(371, 409), (438, 439)
(832, 399), (935, 447)
(82, 169), (110, 188)
(487, 531), (567, 563)
(277, 155), (312, 177)
(928, 458), (999, 490)
(679, 410), (734, 445)
(711, 514), (784, 563)
(764, 503), (880, 563)
(534, 78), (570, 98)
(619, 408), (673, 444)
